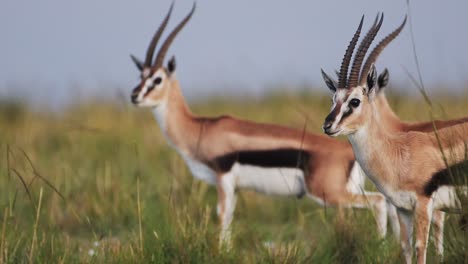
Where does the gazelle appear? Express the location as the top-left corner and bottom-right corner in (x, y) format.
(368, 72), (466, 261)
(372, 70), (468, 259)
(323, 67), (467, 258)
(129, 4), (392, 246)
(321, 15), (468, 263)
(322, 22), (468, 255)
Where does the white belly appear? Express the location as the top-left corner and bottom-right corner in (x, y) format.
(182, 154), (217, 185)
(378, 185), (464, 212)
(346, 162), (366, 194)
(432, 186), (463, 212)
(180, 155), (306, 197)
(368, 179), (417, 210)
(232, 163), (306, 196)
(385, 190), (417, 211)
(357, 164), (417, 210)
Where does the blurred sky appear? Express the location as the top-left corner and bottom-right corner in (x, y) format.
(1, 0), (467, 106)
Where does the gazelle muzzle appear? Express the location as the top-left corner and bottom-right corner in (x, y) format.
(131, 86), (140, 104)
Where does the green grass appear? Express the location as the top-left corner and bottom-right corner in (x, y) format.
(0, 91), (466, 263)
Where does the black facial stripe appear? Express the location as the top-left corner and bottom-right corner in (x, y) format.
(131, 83), (142, 96)
(324, 111), (336, 124)
(144, 86), (154, 96)
(423, 160), (468, 196)
(336, 94), (356, 124)
(325, 103), (342, 124)
(142, 76), (163, 97)
(211, 148), (311, 173)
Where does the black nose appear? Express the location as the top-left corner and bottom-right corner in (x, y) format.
(131, 85), (140, 104)
(323, 111), (335, 134)
(131, 93), (138, 104)
(322, 122), (332, 133)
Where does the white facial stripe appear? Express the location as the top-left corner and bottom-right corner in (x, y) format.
(331, 94), (337, 109)
(330, 89), (362, 131)
(330, 89), (346, 110)
(335, 89), (347, 102)
(137, 70), (165, 102)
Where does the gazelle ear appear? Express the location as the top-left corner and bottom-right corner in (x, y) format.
(167, 56), (176, 74)
(130, 54), (144, 71)
(366, 64), (378, 95)
(377, 68), (389, 91)
(321, 69), (337, 92)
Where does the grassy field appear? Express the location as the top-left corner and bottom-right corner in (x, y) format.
(0, 90), (467, 263)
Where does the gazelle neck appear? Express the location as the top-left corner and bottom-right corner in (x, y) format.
(347, 103), (393, 171)
(152, 79), (199, 154)
(377, 92), (404, 132)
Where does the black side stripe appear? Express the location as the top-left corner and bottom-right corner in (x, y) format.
(423, 160), (468, 196)
(211, 148), (311, 173)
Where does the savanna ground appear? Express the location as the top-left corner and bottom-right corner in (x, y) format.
(0, 89), (467, 263)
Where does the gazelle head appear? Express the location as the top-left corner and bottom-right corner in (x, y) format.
(321, 14), (406, 136)
(130, 3), (195, 107)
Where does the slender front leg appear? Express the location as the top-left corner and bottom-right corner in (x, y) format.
(431, 210), (445, 261)
(344, 192), (388, 237)
(362, 192), (388, 238)
(387, 200), (401, 240)
(414, 197), (434, 264)
(216, 172), (237, 250)
(397, 209), (414, 264)
(336, 163), (388, 237)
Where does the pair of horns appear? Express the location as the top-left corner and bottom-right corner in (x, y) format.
(338, 14), (407, 89)
(134, 2), (196, 71)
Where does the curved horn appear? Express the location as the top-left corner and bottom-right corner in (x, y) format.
(348, 13), (384, 88)
(338, 15), (364, 89)
(359, 16), (407, 86)
(154, 3), (196, 70)
(144, 2), (174, 67)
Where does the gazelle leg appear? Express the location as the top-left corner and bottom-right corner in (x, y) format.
(397, 209), (414, 264)
(368, 193), (388, 238)
(345, 192), (388, 238)
(336, 205), (346, 226)
(387, 201), (401, 240)
(216, 172), (237, 249)
(431, 210), (445, 260)
(414, 197), (433, 264)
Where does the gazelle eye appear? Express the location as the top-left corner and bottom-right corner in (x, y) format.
(154, 77), (162, 85)
(349, 98), (360, 108)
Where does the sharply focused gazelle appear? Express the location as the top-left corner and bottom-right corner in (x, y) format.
(323, 67), (468, 258)
(322, 15), (468, 264)
(321, 14), (468, 258)
(130, 3), (393, 246)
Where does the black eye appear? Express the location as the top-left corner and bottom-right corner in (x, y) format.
(154, 77), (162, 85)
(349, 98), (360, 108)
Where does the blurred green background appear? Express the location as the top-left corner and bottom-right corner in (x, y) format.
(0, 89), (467, 263)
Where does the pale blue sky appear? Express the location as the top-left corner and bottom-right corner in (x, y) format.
(1, 0), (467, 105)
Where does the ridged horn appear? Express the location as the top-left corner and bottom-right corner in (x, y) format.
(359, 16), (407, 86)
(348, 13), (384, 88)
(338, 15), (364, 89)
(144, 2), (174, 67)
(154, 2), (196, 70)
